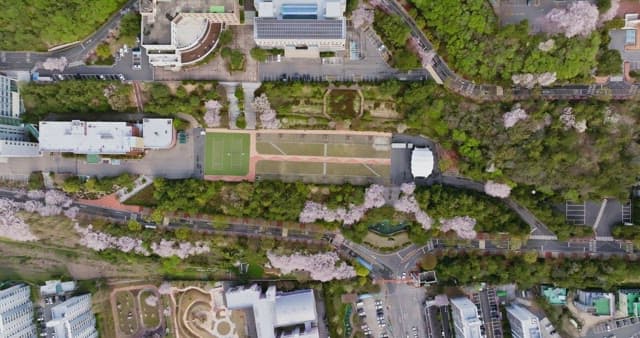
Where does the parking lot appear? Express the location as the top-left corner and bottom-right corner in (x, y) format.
(472, 288), (503, 338)
(385, 283), (427, 338)
(356, 296), (390, 338)
(425, 299), (453, 338)
(566, 201), (586, 225)
(38, 293), (71, 338)
(586, 316), (640, 338)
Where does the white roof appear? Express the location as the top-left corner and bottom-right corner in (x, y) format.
(411, 147), (434, 178)
(40, 280), (76, 296)
(142, 118), (173, 149)
(275, 289), (317, 327)
(258, 1), (274, 17)
(39, 120), (142, 154)
(225, 285), (318, 338)
(325, 0), (342, 18)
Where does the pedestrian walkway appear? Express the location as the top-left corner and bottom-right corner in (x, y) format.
(242, 82), (260, 129)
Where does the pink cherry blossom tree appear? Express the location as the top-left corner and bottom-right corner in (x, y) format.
(252, 93), (280, 129)
(503, 104), (528, 128)
(484, 181), (512, 198)
(158, 282), (173, 295)
(439, 216), (477, 239)
(150, 239), (210, 259)
(267, 251), (356, 281)
(352, 3), (374, 30)
(204, 100), (222, 127)
(0, 198), (38, 242)
(299, 184), (386, 225)
(542, 1), (599, 38)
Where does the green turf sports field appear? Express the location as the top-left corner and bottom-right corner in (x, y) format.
(204, 132), (250, 176)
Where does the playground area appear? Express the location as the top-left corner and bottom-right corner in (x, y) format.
(204, 132), (250, 176)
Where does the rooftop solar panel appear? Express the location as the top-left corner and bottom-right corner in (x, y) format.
(254, 18), (345, 40)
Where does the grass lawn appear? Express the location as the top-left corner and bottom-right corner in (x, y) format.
(123, 184), (157, 206)
(204, 132), (250, 176)
(138, 289), (161, 329)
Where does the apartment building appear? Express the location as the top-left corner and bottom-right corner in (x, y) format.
(0, 284), (37, 338)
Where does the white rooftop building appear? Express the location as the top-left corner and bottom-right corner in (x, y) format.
(0, 284), (37, 338)
(411, 147), (434, 178)
(40, 280), (77, 297)
(46, 294), (98, 338)
(0, 74), (40, 157)
(506, 304), (542, 338)
(39, 119), (174, 155)
(140, 0), (240, 67)
(253, 0), (347, 57)
(450, 297), (483, 338)
(225, 284), (320, 338)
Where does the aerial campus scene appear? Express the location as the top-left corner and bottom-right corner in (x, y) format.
(5, 1), (640, 338)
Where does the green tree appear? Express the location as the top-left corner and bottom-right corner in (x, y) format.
(250, 47), (269, 62)
(596, 49), (622, 75)
(175, 227), (191, 241)
(127, 219), (142, 232)
(355, 263), (370, 277)
(419, 253), (438, 270)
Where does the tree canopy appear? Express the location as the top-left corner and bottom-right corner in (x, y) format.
(0, 0), (128, 50)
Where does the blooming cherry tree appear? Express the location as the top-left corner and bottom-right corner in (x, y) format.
(299, 184), (386, 225)
(352, 4), (374, 29)
(150, 239), (210, 259)
(503, 104), (528, 128)
(484, 181), (512, 198)
(543, 1), (598, 38)
(440, 216), (477, 239)
(267, 251), (356, 281)
(0, 199), (38, 242)
(252, 94), (280, 129)
(204, 100), (222, 127)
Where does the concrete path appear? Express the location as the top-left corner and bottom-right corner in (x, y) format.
(221, 82), (240, 129)
(241, 82), (261, 129)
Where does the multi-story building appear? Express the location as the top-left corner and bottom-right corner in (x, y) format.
(450, 297), (483, 338)
(253, 0), (347, 57)
(140, 0), (240, 67)
(46, 294), (98, 338)
(0, 74), (40, 157)
(619, 289), (640, 317)
(0, 284), (37, 338)
(506, 304), (542, 338)
(40, 280), (77, 298)
(39, 118), (174, 155)
(225, 284), (320, 338)
(574, 290), (615, 316)
(540, 286), (567, 305)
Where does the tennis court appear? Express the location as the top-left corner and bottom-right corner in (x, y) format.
(204, 132), (250, 176)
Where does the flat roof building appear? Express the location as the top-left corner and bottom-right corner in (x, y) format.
(0, 74), (40, 157)
(619, 289), (640, 317)
(46, 294), (98, 338)
(506, 304), (541, 338)
(140, 0), (239, 67)
(39, 119), (174, 155)
(574, 290), (615, 316)
(253, 0), (346, 57)
(0, 284), (37, 338)
(541, 286), (567, 305)
(225, 284), (320, 338)
(450, 297), (483, 338)
(40, 280), (77, 297)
